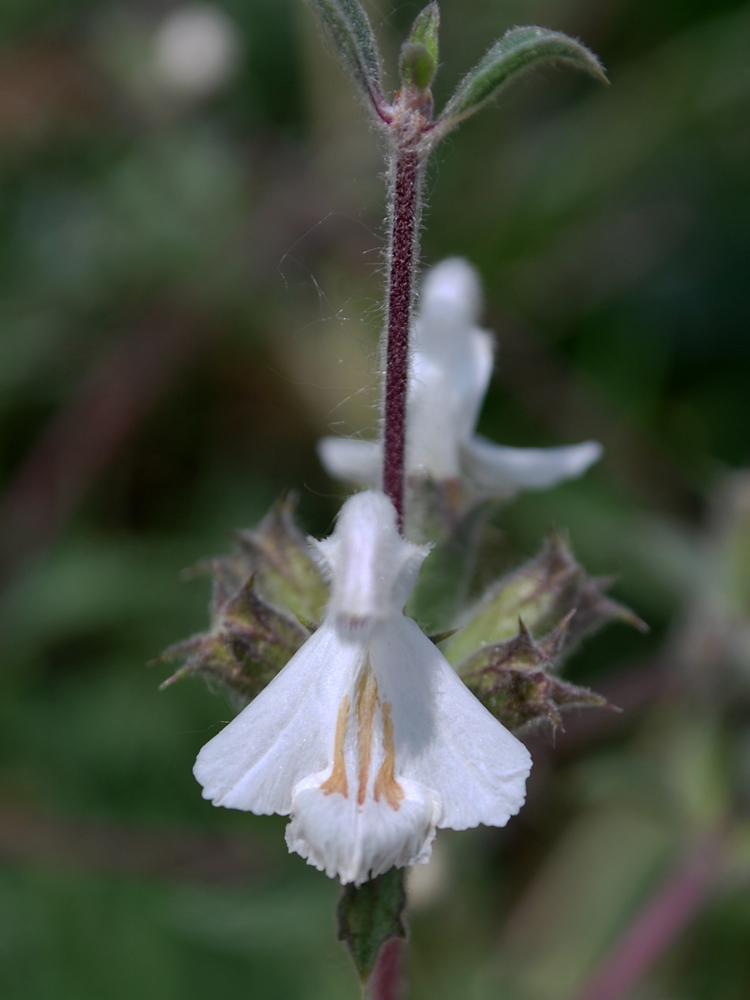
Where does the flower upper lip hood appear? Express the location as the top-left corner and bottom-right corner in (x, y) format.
(193, 490), (531, 886)
(318, 258), (602, 495)
(312, 492), (429, 629)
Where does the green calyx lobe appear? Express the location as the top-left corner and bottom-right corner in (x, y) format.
(442, 530), (645, 668)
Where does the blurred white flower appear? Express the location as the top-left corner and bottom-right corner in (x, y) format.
(155, 5), (241, 98)
(318, 258), (602, 495)
(194, 490), (531, 885)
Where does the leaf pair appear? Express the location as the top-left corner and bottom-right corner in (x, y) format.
(307, 0), (606, 138)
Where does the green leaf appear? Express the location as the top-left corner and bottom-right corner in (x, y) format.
(337, 868), (407, 985)
(439, 25), (607, 129)
(306, 0), (387, 116)
(408, 2), (440, 64)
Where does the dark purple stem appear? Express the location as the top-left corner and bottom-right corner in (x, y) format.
(571, 832), (722, 1000)
(368, 938), (405, 1000)
(383, 148), (421, 530)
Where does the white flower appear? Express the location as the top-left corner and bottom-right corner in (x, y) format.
(318, 258), (602, 494)
(194, 490), (531, 885)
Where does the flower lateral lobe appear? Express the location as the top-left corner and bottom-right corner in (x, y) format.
(194, 490), (531, 885)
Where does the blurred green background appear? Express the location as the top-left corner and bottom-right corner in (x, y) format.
(0, 0), (749, 997)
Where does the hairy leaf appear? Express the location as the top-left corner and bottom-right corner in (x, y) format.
(400, 42), (436, 92)
(306, 0), (387, 117)
(438, 26), (606, 130)
(408, 2), (440, 60)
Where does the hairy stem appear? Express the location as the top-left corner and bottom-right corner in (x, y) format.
(383, 148), (421, 529)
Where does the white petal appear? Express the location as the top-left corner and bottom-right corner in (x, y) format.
(407, 328), (493, 479)
(194, 488), (532, 887)
(408, 259), (494, 479)
(319, 260), (494, 484)
(461, 437), (603, 495)
(369, 618), (532, 831)
(193, 622), (364, 814)
(413, 259), (491, 459)
(286, 775), (439, 886)
(419, 257), (483, 331)
(317, 437), (381, 485)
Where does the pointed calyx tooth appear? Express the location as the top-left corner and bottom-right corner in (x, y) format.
(182, 493), (329, 621)
(158, 495), (327, 703)
(443, 529), (646, 668)
(458, 615), (615, 734)
(427, 628), (459, 646)
(158, 577), (310, 703)
(231, 493), (329, 622)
